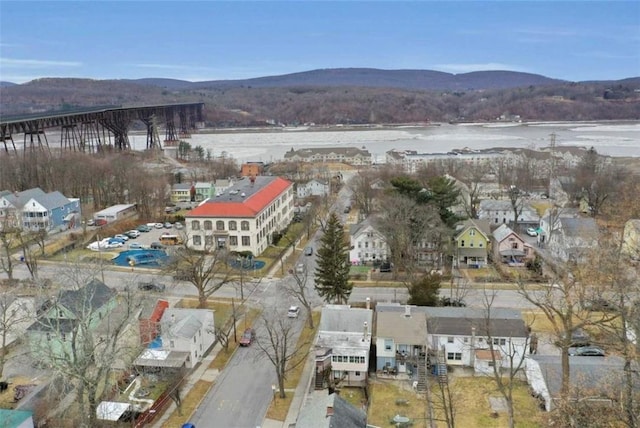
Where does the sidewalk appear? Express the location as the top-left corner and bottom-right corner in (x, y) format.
(262, 319), (318, 428)
(149, 344), (222, 428)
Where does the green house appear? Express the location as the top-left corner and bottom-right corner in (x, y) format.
(453, 219), (491, 268)
(27, 279), (118, 362)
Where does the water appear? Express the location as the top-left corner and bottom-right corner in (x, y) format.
(128, 121), (640, 163)
(111, 249), (168, 267)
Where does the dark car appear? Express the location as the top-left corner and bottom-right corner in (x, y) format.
(304, 246), (313, 256)
(568, 346), (605, 357)
(137, 282), (166, 292)
(379, 262), (392, 273)
(239, 328), (255, 346)
(558, 328), (591, 347)
(137, 224), (152, 232)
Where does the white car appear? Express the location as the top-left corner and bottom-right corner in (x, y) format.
(287, 306), (300, 318)
(526, 227), (538, 237)
(155, 223), (164, 229)
(114, 234), (129, 241)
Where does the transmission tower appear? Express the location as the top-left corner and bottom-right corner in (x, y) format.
(548, 133), (556, 197)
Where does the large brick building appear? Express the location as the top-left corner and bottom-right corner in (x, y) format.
(185, 176), (294, 256)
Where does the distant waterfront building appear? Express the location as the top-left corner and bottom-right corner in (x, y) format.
(284, 147), (372, 167)
(385, 149), (505, 173)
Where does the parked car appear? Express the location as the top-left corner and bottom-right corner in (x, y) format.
(343, 206), (351, 213)
(126, 230), (141, 238)
(137, 282), (166, 292)
(304, 246), (313, 256)
(109, 237), (126, 245)
(526, 227), (538, 237)
(583, 298), (616, 312)
(86, 219), (95, 226)
(114, 234), (129, 241)
(379, 262), (392, 273)
(568, 346), (605, 357)
(150, 242), (165, 250)
(129, 242), (144, 249)
(239, 328), (255, 346)
(174, 222), (184, 230)
(164, 222), (173, 229)
(154, 223), (164, 229)
(95, 219), (108, 226)
(295, 263), (305, 274)
(287, 306), (301, 318)
(137, 225), (152, 232)
(558, 328), (591, 347)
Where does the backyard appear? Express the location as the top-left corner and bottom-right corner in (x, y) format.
(368, 375), (543, 428)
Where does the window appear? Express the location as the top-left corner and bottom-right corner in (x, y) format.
(355, 371), (361, 376)
(384, 339), (392, 351)
(460, 240), (465, 247)
(191, 220), (200, 230)
(170, 340), (175, 348)
(488, 361), (495, 367)
(205, 236), (213, 246)
(241, 221), (250, 231)
(193, 235), (202, 246)
(216, 221), (224, 230)
(447, 353), (462, 360)
(493, 338), (506, 346)
(511, 242), (518, 249)
(229, 221), (237, 230)
(349, 356), (355, 363)
(470, 229), (476, 236)
(447, 337), (454, 343)
(242, 236), (250, 246)
(230, 236), (238, 246)
(204, 220), (212, 230)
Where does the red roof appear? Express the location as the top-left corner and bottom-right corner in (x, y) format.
(187, 177), (292, 218)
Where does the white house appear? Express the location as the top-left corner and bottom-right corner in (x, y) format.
(349, 217), (389, 264)
(478, 199), (539, 228)
(315, 305), (373, 387)
(159, 308), (215, 368)
(426, 307), (529, 370)
(185, 176), (294, 256)
(296, 179), (330, 199)
(547, 216), (600, 263)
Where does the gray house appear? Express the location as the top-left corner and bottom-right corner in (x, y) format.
(296, 391), (367, 428)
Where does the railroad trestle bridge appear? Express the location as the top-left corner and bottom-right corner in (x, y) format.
(0, 102), (204, 154)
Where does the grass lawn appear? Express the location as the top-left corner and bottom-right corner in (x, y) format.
(368, 376), (543, 428)
(161, 380), (213, 428)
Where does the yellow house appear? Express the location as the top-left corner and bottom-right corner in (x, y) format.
(171, 183), (193, 204)
(454, 219), (491, 268)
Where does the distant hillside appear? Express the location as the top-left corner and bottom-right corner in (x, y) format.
(123, 68), (565, 91)
(1, 69), (639, 124)
(0, 81), (17, 88)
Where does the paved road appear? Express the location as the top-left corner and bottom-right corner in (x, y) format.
(350, 286), (541, 309)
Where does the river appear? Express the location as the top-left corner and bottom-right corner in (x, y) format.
(127, 121), (640, 163)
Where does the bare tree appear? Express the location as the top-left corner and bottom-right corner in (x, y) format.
(0, 218), (19, 280)
(0, 289), (36, 379)
(507, 185), (524, 230)
(516, 272), (618, 424)
(254, 313), (309, 399)
(285, 264), (315, 329)
(30, 264), (143, 427)
(375, 193), (443, 286)
(482, 290), (530, 428)
(348, 170), (378, 216)
(458, 163), (489, 219)
(167, 238), (235, 309)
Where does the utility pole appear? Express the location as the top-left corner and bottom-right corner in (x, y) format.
(548, 133), (556, 198)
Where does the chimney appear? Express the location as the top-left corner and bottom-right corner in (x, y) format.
(365, 297), (370, 310)
(326, 406), (334, 417)
(362, 321), (368, 341)
(404, 305), (411, 318)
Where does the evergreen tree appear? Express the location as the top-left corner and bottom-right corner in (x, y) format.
(314, 212), (352, 304)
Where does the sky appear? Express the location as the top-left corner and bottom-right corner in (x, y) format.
(0, 1), (639, 84)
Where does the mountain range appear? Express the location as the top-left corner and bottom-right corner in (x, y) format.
(1, 68), (639, 124)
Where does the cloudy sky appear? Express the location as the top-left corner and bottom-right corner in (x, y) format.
(1, 1), (638, 84)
